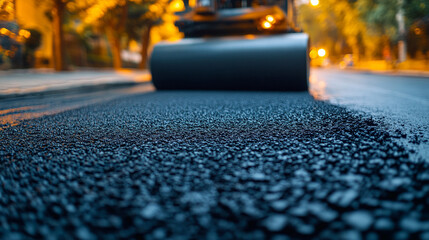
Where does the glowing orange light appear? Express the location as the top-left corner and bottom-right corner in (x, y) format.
(414, 28), (422, 35)
(173, 2), (181, 9)
(0, 28), (8, 35)
(170, 0), (185, 12)
(318, 48), (326, 57)
(266, 15), (275, 23)
(19, 29), (31, 39)
(309, 49), (318, 59)
(261, 21), (272, 29)
(16, 36), (25, 42)
(244, 34), (256, 39)
(149, 4), (160, 13)
(310, 0), (319, 6)
(189, 0), (196, 7)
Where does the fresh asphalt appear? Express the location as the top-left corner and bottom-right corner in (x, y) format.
(0, 69), (428, 239)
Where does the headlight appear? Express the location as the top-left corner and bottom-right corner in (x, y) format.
(260, 15), (277, 30)
(261, 21), (273, 29)
(265, 15), (276, 23)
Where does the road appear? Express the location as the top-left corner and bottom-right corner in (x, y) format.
(310, 69), (429, 161)
(1, 69), (428, 239)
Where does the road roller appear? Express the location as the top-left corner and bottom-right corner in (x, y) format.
(150, 0), (309, 91)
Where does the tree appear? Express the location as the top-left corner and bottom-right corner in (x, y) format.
(357, 0), (409, 61)
(298, 0), (369, 61)
(76, 0), (176, 69)
(405, 0), (429, 24)
(52, 0), (67, 70)
(36, 0), (71, 71)
(74, 0), (129, 69)
(298, 3), (341, 56)
(126, 0), (174, 69)
(23, 29), (42, 68)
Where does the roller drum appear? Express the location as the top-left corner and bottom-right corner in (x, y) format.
(150, 33), (309, 91)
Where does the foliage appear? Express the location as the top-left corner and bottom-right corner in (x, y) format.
(299, 0), (429, 60)
(356, 0), (399, 42)
(405, 0), (429, 24)
(68, 0), (178, 68)
(299, 0), (372, 60)
(0, 0), (15, 21)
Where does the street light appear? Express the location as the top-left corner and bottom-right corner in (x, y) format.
(310, 0), (319, 6)
(318, 48), (326, 57)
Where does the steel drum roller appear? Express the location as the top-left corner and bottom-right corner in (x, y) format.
(150, 33), (309, 91)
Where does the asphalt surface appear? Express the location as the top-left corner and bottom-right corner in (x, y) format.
(1, 70), (429, 239)
(311, 69), (429, 161)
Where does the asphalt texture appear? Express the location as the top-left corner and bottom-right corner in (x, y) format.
(1, 91), (429, 240)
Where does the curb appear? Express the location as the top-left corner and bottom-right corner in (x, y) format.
(0, 81), (151, 100)
(339, 68), (429, 78)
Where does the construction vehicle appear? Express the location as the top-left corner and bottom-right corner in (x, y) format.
(150, 0), (309, 91)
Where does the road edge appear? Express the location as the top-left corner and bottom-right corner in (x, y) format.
(0, 81), (152, 100)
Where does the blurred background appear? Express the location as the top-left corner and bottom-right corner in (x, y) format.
(0, 0), (428, 72)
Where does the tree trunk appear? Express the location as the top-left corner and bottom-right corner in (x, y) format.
(396, 0), (406, 63)
(107, 29), (122, 69)
(287, 0), (296, 28)
(104, 4), (128, 69)
(52, 0), (66, 71)
(111, 38), (122, 69)
(139, 24), (152, 69)
(352, 44), (359, 63)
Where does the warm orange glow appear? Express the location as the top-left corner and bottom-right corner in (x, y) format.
(189, 0), (196, 7)
(309, 74), (328, 101)
(0, 105), (47, 130)
(309, 49), (318, 59)
(0, 28), (8, 35)
(265, 15), (275, 23)
(16, 36), (24, 43)
(261, 21), (272, 29)
(414, 28), (422, 35)
(149, 4), (160, 13)
(244, 34), (256, 39)
(19, 29), (31, 38)
(310, 0), (319, 6)
(170, 0), (185, 12)
(318, 48), (326, 57)
(5, 5), (13, 13)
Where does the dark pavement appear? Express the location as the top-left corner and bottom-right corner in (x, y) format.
(1, 70), (429, 239)
(311, 69), (429, 162)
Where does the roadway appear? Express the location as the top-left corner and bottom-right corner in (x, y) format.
(0, 69), (428, 239)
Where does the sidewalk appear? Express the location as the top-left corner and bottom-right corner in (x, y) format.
(350, 60), (429, 78)
(0, 69), (151, 98)
(342, 68), (429, 78)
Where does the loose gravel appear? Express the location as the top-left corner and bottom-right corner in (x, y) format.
(1, 91), (428, 239)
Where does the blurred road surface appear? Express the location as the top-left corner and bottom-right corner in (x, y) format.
(0, 69), (428, 239)
(311, 69), (429, 160)
(0, 69), (150, 97)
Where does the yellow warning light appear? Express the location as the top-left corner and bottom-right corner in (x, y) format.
(318, 48), (326, 57)
(261, 21), (272, 29)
